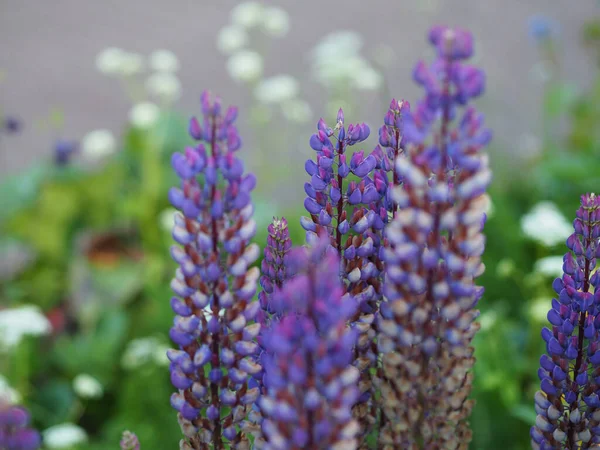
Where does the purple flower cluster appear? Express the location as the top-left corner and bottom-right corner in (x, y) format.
(167, 91), (261, 449)
(0, 402), (41, 450)
(120, 431), (141, 450)
(258, 237), (360, 449)
(377, 25), (491, 448)
(532, 193), (600, 449)
(302, 108), (389, 433)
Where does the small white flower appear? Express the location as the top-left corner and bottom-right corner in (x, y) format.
(129, 102), (160, 129)
(122, 336), (168, 370)
(478, 310), (497, 331)
(159, 208), (177, 232)
(73, 373), (103, 399)
(81, 129), (116, 159)
(146, 72), (182, 102)
(534, 255), (564, 278)
(95, 47), (126, 75)
(0, 305), (51, 349)
(149, 49), (180, 72)
(529, 297), (551, 323)
(312, 31), (363, 62)
(254, 75), (299, 104)
(282, 99), (312, 124)
(153, 344), (171, 367)
(227, 50), (263, 83)
(521, 201), (572, 247)
(0, 375), (21, 404)
(216, 25), (249, 55)
(261, 6), (290, 37)
(43, 423), (88, 449)
(120, 52), (144, 76)
(231, 1), (263, 28)
(352, 65), (383, 90)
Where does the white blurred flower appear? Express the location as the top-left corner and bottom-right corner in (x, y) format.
(312, 31), (363, 62)
(282, 99), (312, 124)
(81, 129), (116, 159)
(129, 102), (160, 129)
(149, 49), (180, 72)
(352, 65), (383, 90)
(217, 25), (249, 55)
(534, 255), (564, 278)
(254, 75), (299, 104)
(73, 373), (103, 399)
(521, 201), (572, 247)
(227, 50), (263, 83)
(478, 310), (497, 331)
(95, 47), (126, 75)
(146, 72), (182, 102)
(529, 297), (550, 323)
(122, 336), (169, 370)
(0, 305), (51, 349)
(0, 375), (20, 404)
(43, 423), (88, 449)
(159, 208), (178, 232)
(231, 1), (263, 28)
(153, 344), (170, 367)
(120, 52), (144, 76)
(262, 6), (290, 37)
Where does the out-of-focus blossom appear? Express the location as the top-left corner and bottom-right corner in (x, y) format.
(0, 375), (20, 404)
(282, 99), (312, 123)
(0, 305), (51, 349)
(42, 423), (88, 449)
(227, 50), (264, 83)
(53, 139), (78, 166)
(72, 373), (103, 399)
(534, 255), (564, 278)
(254, 75), (299, 104)
(261, 6), (290, 37)
(528, 15), (560, 42)
(159, 208), (178, 233)
(121, 336), (170, 370)
(496, 258), (516, 278)
(96, 47), (127, 75)
(230, 1), (263, 28)
(352, 65), (383, 90)
(149, 49), (180, 72)
(129, 102), (160, 129)
(81, 129), (116, 160)
(120, 52), (144, 76)
(146, 72), (182, 102)
(120, 431), (141, 450)
(216, 25), (249, 55)
(3, 116), (21, 134)
(0, 401), (41, 450)
(521, 201), (573, 247)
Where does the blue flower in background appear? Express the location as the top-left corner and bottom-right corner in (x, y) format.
(528, 15), (560, 42)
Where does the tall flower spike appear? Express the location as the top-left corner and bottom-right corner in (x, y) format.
(531, 193), (600, 450)
(259, 236), (360, 449)
(168, 91), (260, 450)
(302, 109), (387, 435)
(0, 401), (41, 450)
(377, 25), (491, 449)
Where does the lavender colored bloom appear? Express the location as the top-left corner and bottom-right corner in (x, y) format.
(53, 139), (78, 166)
(377, 25), (491, 448)
(259, 237), (360, 449)
(531, 193), (600, 450)
(3, 116), (21, 134)
(0, 402), (41, 450)
(120, 431), (141, 450)
(302, 108), (388, 434)
(168, 91), (259, 449)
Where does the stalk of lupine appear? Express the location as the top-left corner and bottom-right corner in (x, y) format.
(531, 193), (600, 450)
(302, 109), (387, 436)
(0, 401), (41, 450)
(377, 25), (491, 449)
(120, 431), (141, 450)
(167, 91), (261, 450)
(258, 236), (360, 449)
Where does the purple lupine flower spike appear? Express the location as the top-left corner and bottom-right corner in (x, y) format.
(259, 235), (360, 449)
(531, 193), (600, 450)
(257, 217), (293, 328)
(0, 401), (41, 450)
(168, 91), (260, 450)
(377, 25), (491, 448)
(120, 431), (141, 450)
(302, 108), (387, 435)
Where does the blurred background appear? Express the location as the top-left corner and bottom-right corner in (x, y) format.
(1, 0), (600, 449)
